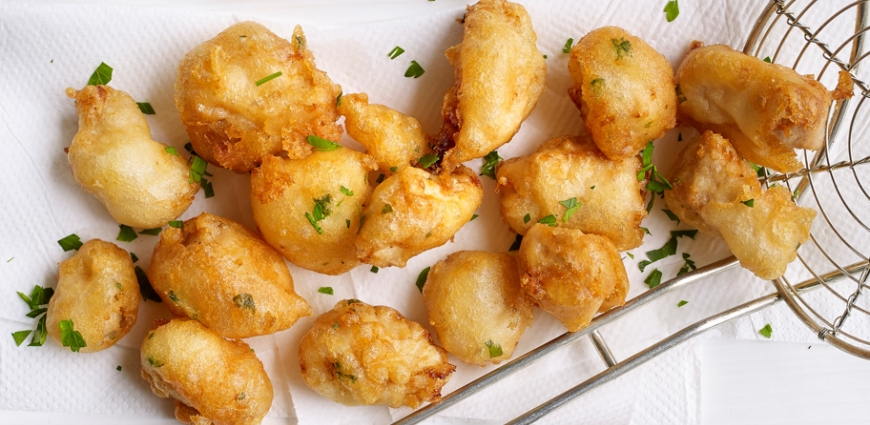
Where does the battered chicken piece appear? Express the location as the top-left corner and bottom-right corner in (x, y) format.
(518, 224), (628, 332)
(66, 85), (198, 228)
(356, 165), (483, 268)
(175, 21), (342, 172)
(337, 93), (431, 173)
(436, 0), (546, 168)
(148, 213), (312, 338)
(675, 42), (852, 173)
(422, 251), (533, 366)
(496, 135), (647, 251)
(46, 239), (139, 353)
(664, 131), (816, 279)
(298, 300), (455, 408)
(251, 149), (377, 275)
(140, 319), (272, 425)
(567, 26), (677, 160)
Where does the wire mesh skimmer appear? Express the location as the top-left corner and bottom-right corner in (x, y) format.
(394, 1), (870, 423)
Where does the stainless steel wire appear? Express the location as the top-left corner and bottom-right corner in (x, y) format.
(394, 1), (870, 423)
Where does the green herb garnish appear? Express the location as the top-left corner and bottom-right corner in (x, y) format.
(318, 287), (334, 295)
(381, 204), (393, 214)
(164, 146), (178, 156)
(537, 214), (557, 227)
(485, 340), (503, 358)
(559, 197), (582, 222)
(136, 266), (161, 302)
(336, 91), (343, 107)
(137, 102), (156, 115)
(418, 153), (439, 168)
(140, 227), (162, 236)
(562, 38), (574, 54)
(202, 178), (214, 198)
(678, 300), (688, 307)
(678, 252), (697, 275)
(340, 186), (354, 196)
(675, 85), (687, 103)
(662, 209), (680, 224)
(87, 62), (113, 86)
(307, 135), (342, 151)
(416, 267), (430, 293)
(404, 60), (425, 78)
(742, 199), (755, 207)
(470, 214), (479, 221)
(612, 38), (631, 59)
(509, 234), (523, 251)
(759, 324), (773, 338)
(59, 319), (87, 353)
(370, 266), (379, 274)
(663, 0), (679, 22)
(763, 56), (772, 63)
(480, 150), (502, 179)
(189, 156), (208, 183)
(168, 221), (183, 228)
(305, 212), (323, 235)
(255, 71), (283, 86)
(233, 293), (256, 310)
(388, 46), (405, 60)
(116, 225), (138, 242)
(523, 213), (531, 224)
(644, 269), (663, 288)
(57, 234), (83, 252)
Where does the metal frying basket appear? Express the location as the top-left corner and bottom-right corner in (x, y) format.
(396, 1), (870, 423)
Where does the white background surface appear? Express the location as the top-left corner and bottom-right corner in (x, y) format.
(2, 0), (869, 424)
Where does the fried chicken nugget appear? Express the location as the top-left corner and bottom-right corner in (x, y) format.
(664, 131), (816, 279)
(66, 85), (198, 228)
(46, 239), (139, 353)
(148, 213), (312, 338)
(437, 0), (546, 168)
(567, 26), (677, 160)
(675, 43), (852, 173)
(422, 251), (532, 366)
(140, 319), (272, 425)
(355, 165), (483, 268)
(337, 93), (431, 173)
(518, 224), (628, 332)
(298, 300), (455, 408)
(175, 21), (342, 172)
(496, 135), (647, 251)
(251, 149), (377, 275)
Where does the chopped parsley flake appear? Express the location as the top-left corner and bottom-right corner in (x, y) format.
(233, 293), (256, 310)
(12, 330), (31, 346)
(332, 322), (339, 330)
(404, 60), (425, 78)
(418, 153), (440, 168)
(137, 102), (156, 115)
(388, 46), (405, 60)
(57, 234), (83, 252)
(59, 319), (87, 352)
(136, 266), (161, 302)
(168, 221), (183, 228)
(641, 227), (651, 235)
(381, 203), (393, 214)
(305, 212), (323, 235)
(389, 166), (398, 172)
(678, 300), (688, 307)
(189, 156), (208, 183)
(416, 267), (430, 293)
(255, 71), (283, 86)
(537, 214), (557, 226)
(485, 340), (503, 358)
(626, 252), (635, 259)
(346, 219), (351, 228)
(676, 85), (687, 103)
(638, 230), (696, 272)
(678, 252), (697, 275)
(336, 92), (343, 107)
(116, 225), (138, 242)
(742, 199), (755, 207)
(509, 234), (523, 251)
(333, 362), (358, 382)
(140, 227), (162, 236)
(164, 146), (178, 156)
(480, 150), (502, 179)
(306, 135), (342, 151)
(340, 186), (354, 196)
(663, 0), (680, 22)
(370, 266), (379, 274)
(87, 62), (113, 86)
(759, 324), (773, 338)
(763, 56), (772, 63)
(662, 209), (680, 224)
(590, 78), (605, 94)
(318, 287), (334, 295)
(202, 178), (214, 198)
(559, 197), (582, 222)
(523, 213), (531, 224)
(562, 38), (574, 54)
(131, 251), (141, 263)
(644, 268), (663, 289)
(470, 214), (479, 221)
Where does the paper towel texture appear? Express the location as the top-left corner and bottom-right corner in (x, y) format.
(2, 0), (866, 424)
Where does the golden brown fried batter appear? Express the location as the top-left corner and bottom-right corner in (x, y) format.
(175, 21), (342, 172)
(66, 85), (198, 228)
(664, 131), (816, 279)
(675, 43), (851, 173)
(298, 300), (455, 408)
(46, 239), (139, 353)
(496, 135), (647, 251)
(337, 93), (431, 173)
(517, 224), (628, 332)
(356, 165), (483, 268)
(140, 319), (272, 425)
(437, 0), (546, 168)
(422, 251), (532, 366)
(251, 149), (377, 275)
(567, 26), (677, 160)
(148, 213), (312, 338)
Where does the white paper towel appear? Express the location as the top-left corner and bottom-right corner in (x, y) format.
(1, 0), (865, 424)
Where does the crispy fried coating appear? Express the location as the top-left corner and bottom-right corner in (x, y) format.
(437, 0), (546, 168)
(496, 135), (647, 251)
(140, 319), (272, 425)
(355, 165), (483, 268)
(517, 224), (628, 332)
(298, 300), (455, 408)
(175, 21), (342, 172)
(46, 239), (139, 353)
(251, 149), (377, 274)
(567, 26), (677, 160)
(337, 93), (431, 173)
(675, 43), (851, 173)
(664, 131), (816, 279)
(66, 85), (198, 228)
(148, 213), (312, 338)
(422, 251), (532, 366)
